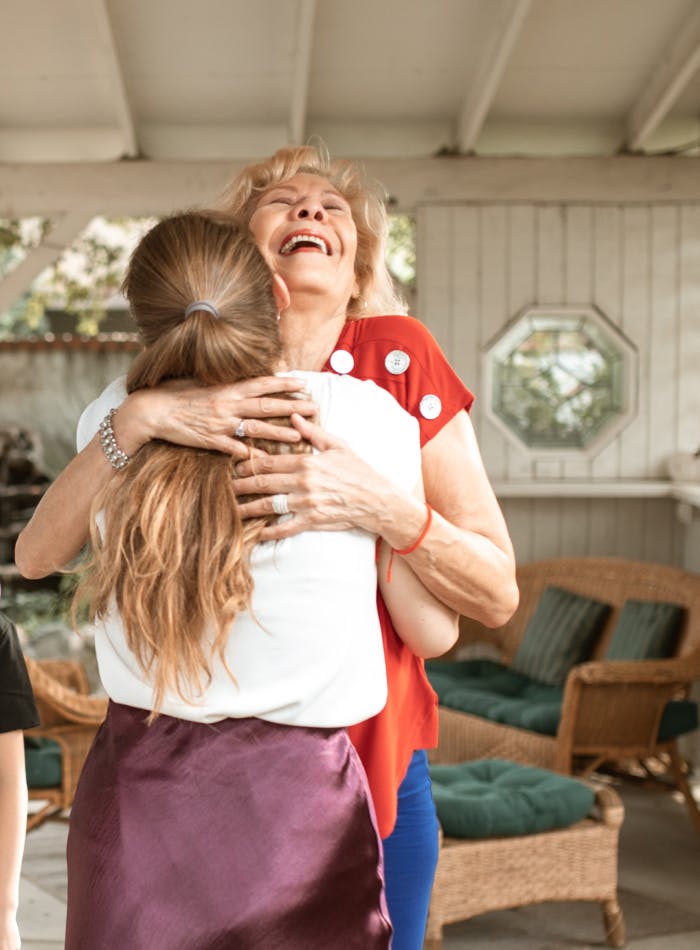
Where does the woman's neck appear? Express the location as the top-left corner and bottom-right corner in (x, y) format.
(278, 301), (348, 372)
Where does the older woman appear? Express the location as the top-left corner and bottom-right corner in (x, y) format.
(16, 146), (518, 949)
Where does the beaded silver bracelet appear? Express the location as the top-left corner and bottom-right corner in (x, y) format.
(99, 408), (130, 471)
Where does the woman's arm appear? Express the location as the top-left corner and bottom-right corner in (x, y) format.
(233, 411), (518, 628)
(0, 731), (26, 950)
(376, 457), (459, 658)
(377, 512), (459, 658)
(15, 378), (318, 579)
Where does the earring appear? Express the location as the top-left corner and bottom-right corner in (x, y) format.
(276, 311), (281, 322)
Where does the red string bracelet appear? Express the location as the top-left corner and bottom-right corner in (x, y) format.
(386, 502), (433, 582)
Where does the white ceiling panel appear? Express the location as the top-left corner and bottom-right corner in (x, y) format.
(0, 0), (699, 161)
(491, 0), (697, 119)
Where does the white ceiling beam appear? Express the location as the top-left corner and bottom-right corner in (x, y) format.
(0, 211), (93, 313)
(0, 129), (127, 163)
(625, 5), (700, 152)
(456, 0), (532, 154)
(3, 158), (700, 217)
(92, 0), (139, 158)
(289, 0), (317, 145)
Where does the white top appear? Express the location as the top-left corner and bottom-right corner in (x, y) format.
(77, 372), (420, 728)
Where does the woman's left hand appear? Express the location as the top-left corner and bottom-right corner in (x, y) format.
(233, 413), (409, 541)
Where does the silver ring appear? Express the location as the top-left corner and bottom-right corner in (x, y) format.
(234, 421), (246, 439)
(271, 494), (290, 515)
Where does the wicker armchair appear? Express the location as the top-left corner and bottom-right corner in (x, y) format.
(24, 657), (108, 831)
(434, 557), (700, 832)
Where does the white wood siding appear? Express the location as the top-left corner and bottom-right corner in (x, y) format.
(417, 202), (700, 566)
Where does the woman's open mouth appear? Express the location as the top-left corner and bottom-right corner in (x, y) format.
(279, 232), (331, 255)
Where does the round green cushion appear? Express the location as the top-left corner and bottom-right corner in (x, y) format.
(25, 738), (62, 788)
(430, 758), (595, 839)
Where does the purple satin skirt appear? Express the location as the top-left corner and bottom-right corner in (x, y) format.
(65, 702), (392, 949)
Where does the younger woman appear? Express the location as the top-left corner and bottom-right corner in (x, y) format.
(64, 213), (457, 949)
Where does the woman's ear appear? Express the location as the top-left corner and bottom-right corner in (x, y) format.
(271, 273), (291, 313)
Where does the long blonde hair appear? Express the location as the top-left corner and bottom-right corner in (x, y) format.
(215, 145), (406, 317)
(78, 213), (308, 714)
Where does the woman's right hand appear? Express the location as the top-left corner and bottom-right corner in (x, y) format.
(118, 376), (318, 459)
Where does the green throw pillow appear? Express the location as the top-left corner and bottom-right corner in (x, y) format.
(606, 600), (684, 660)
(511, 586), (610, 686)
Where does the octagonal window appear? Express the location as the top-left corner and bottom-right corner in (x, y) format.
(484, 306), (637, 454)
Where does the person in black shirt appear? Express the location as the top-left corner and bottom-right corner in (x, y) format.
(0, 611), (39, 950)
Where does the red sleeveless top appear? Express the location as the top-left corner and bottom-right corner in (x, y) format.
(324, 315), (474, 837)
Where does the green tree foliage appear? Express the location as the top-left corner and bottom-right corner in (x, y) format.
(1, 213), (416, 339)
(0, 216), (156, 339)
(387, 213), (416, 290)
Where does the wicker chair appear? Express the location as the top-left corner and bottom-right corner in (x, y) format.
(24, 657), (108, 831)
(424, 783), (625, 949)
(434, 557), (700, 832)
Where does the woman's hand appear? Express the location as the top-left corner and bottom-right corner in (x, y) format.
(119, 376), (318, 459)
(234, 408), (519, 628)
(233, 414), (427, 542)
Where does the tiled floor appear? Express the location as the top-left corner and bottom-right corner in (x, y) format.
(19, 777), (700, 949)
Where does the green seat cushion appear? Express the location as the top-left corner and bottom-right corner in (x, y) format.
(426, 659), (531, 700)
(426, 659), (563, 735)
(24, 737), (61, 788)
(426, 658), (698, 741)
(658, 700), (698, 741)
(511, 586), (611, 685)
(430, 758), (595, 838)
(606, 600), (685, 660)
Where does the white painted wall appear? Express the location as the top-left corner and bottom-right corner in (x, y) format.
(417, 201), (700, 568)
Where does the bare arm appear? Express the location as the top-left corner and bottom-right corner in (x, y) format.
(377, 503), (459, 658)
(0, 731), (26, 950)
(233, 410), (518, 628)
(14, 378), (318, 579)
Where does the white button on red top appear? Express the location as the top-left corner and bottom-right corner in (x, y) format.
(419, 394), (442, 420)
(385, 349), (410, 375)
(329, 349), (355, 374)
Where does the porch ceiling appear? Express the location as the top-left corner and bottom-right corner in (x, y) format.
(2, 0), (700, 164)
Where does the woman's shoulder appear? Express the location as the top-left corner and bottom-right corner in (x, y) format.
(344, 314), (439, 350)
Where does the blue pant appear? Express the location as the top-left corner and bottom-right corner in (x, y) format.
(382, 750), (440, 950)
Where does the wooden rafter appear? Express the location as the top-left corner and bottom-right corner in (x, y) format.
(92, 0), (139, 158)
(3, 159), (700, 218)
(289, 0), (318, 145)
(625, 5), (700, 152)
(457, 0), (532, 154)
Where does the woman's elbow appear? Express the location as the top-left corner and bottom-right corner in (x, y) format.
(14, 533), (53, 580)
(480, 577), (520, 629)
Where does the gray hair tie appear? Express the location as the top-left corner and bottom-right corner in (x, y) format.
(184, 300), (220, 319)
